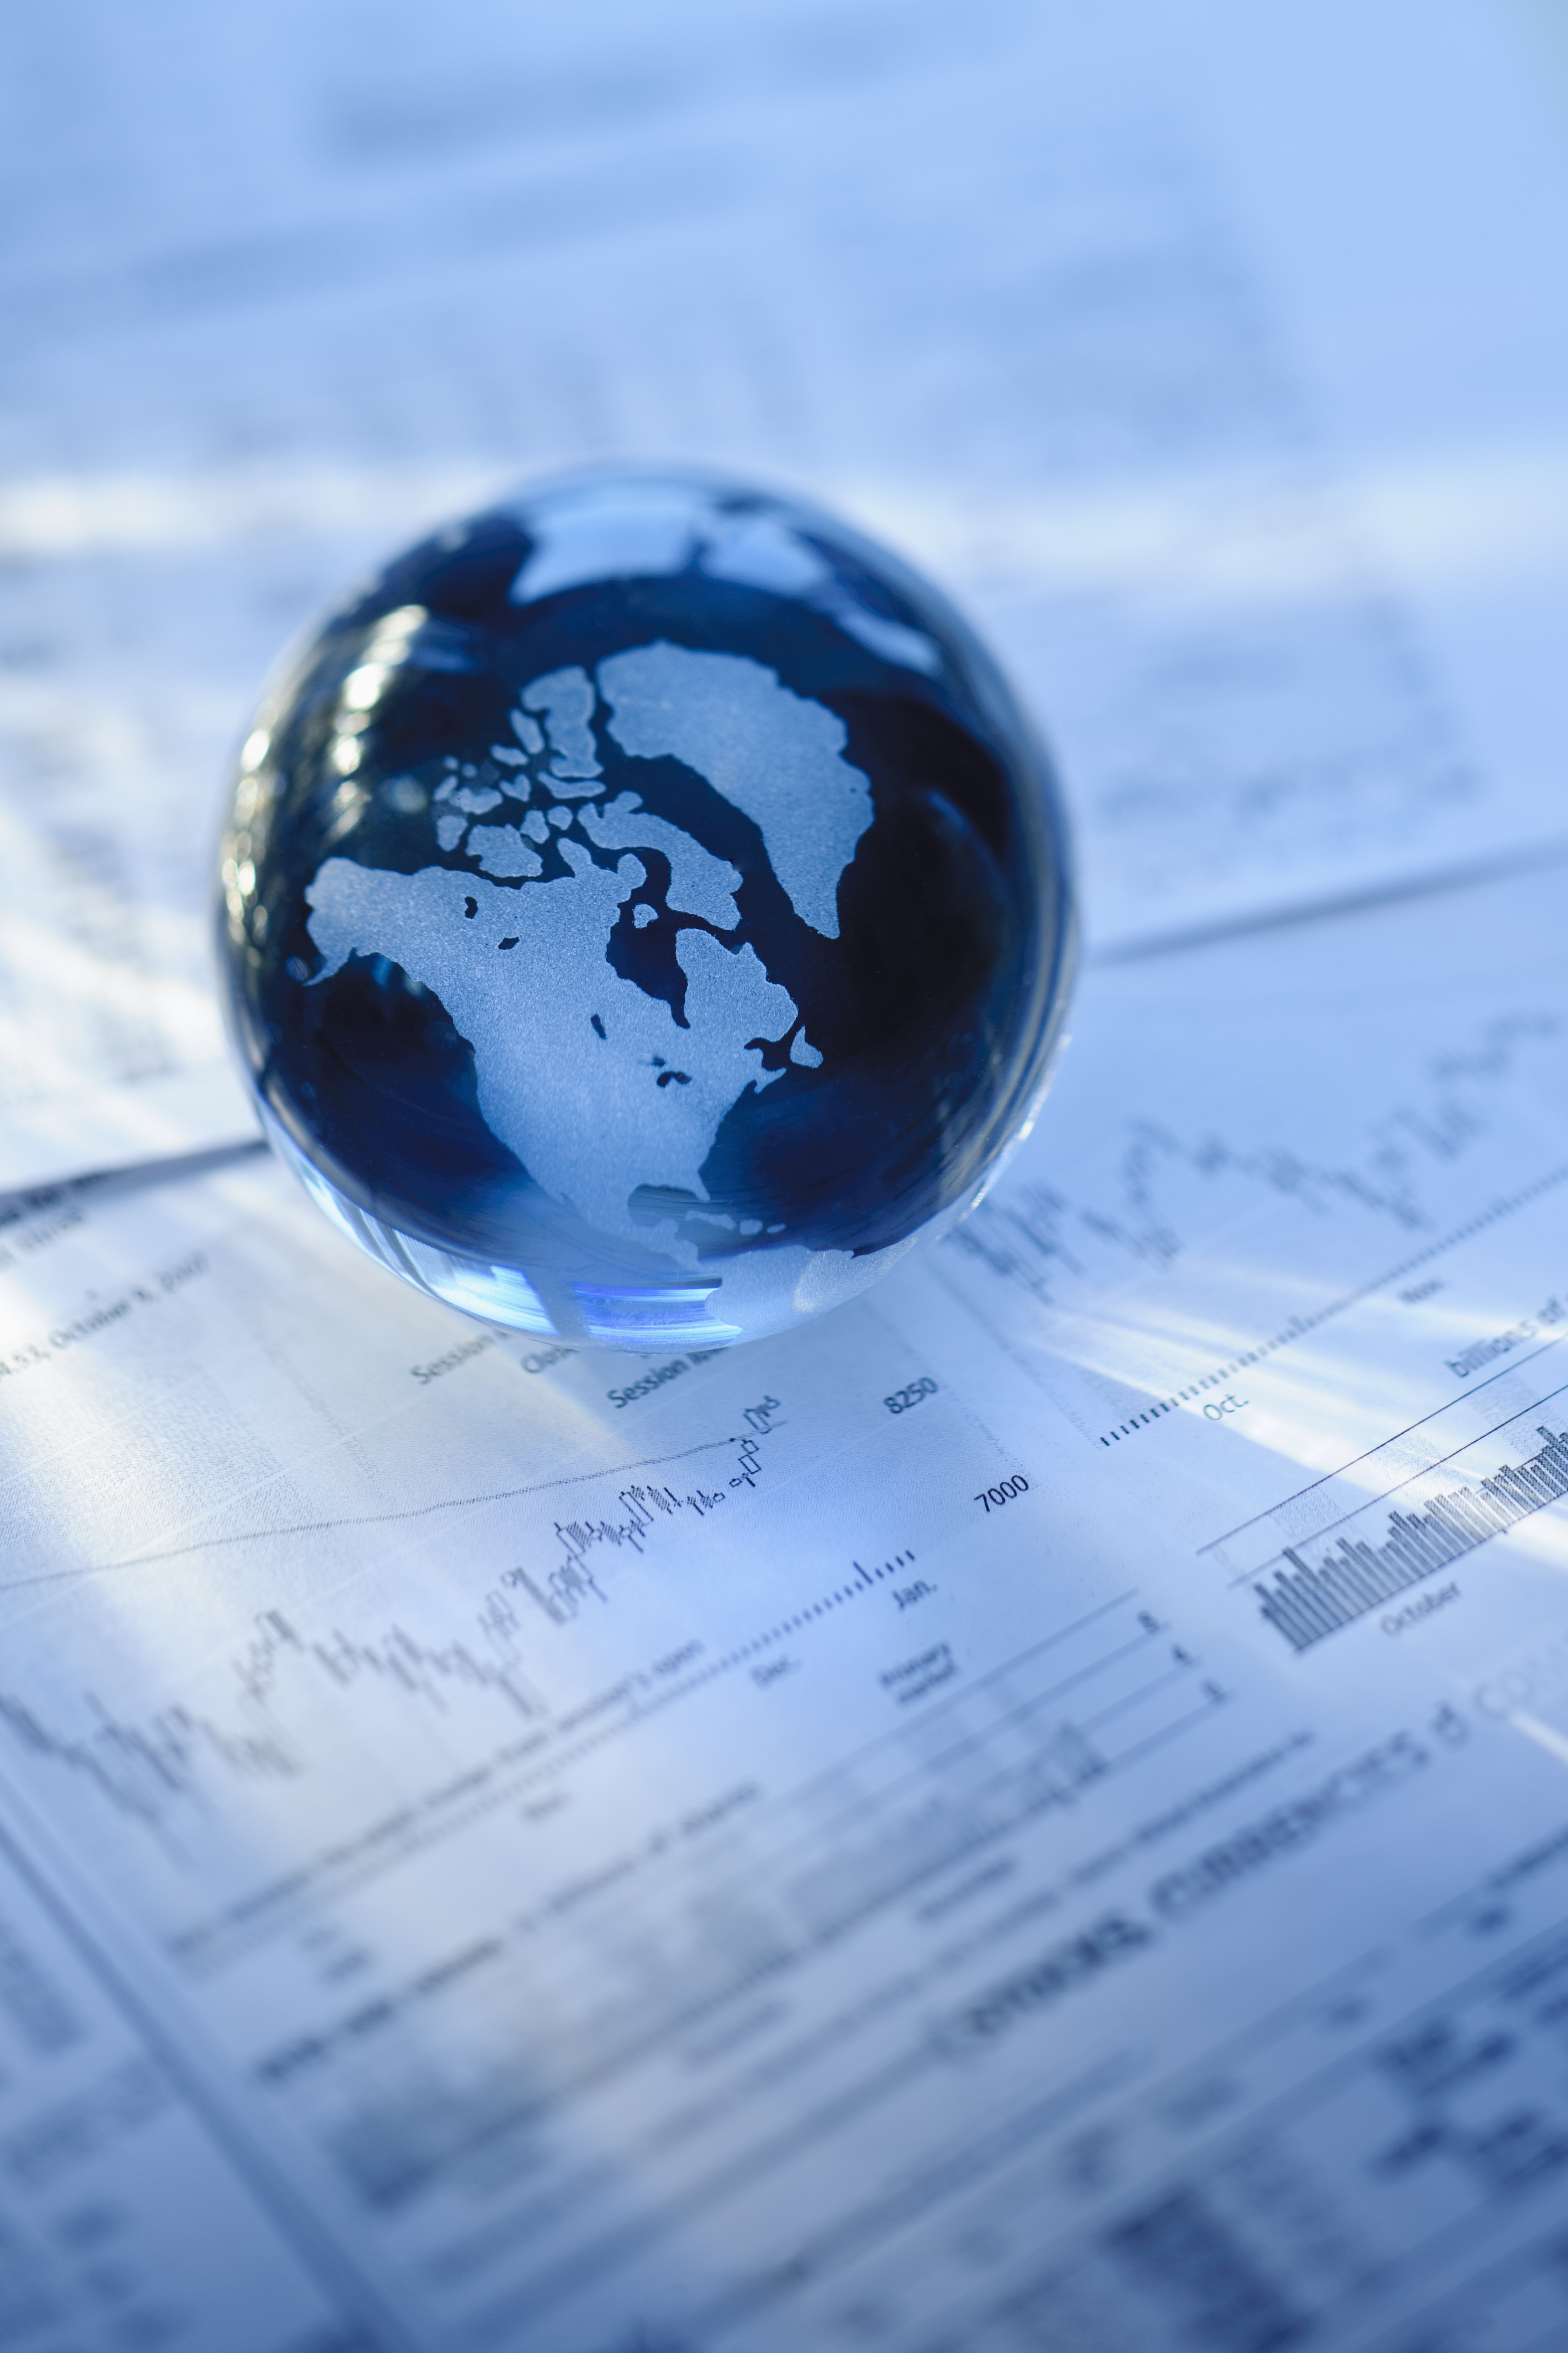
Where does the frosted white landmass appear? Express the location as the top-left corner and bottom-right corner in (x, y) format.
(676, 926), (794, 1067)
(597, 643), (873, 937)
(794, 1232), (921, 1312)
(700, 514), (829, 598)
(302, 637), (872, 1269)
(706, 1237), (917, 1340)
(830, 606), (940, 673)
(508, 491), (939, 675)
(304, 848), (797, 1244)
(435, 782), (502, 815)
(467, 825), (543, 879)
(509, 484), (701, 603)
(521, 667), (602, 783)
(578, 791), (742, 929)
(701, 522), (939, 672)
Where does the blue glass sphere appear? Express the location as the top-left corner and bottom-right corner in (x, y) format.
(218, 469), (1075, 1348)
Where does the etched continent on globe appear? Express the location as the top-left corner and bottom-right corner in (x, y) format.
(218, 468), (1074, 1347)
(596, 645), (872, 939)
(304, 643), (864, 1255)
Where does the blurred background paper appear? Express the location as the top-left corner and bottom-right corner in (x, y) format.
(4, 0), (1568, 1188)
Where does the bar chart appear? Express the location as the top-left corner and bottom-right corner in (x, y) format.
(1255, 1418), (1568, 1650)
(1204, 1369), (1568, 1654)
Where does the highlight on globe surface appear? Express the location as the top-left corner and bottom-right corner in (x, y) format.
(217, 468), (1076, 1348)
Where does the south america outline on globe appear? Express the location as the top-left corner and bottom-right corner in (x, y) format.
(303, 641), (870, 1264)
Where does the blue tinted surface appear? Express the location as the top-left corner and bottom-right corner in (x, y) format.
(219, 470), (1075, 1346)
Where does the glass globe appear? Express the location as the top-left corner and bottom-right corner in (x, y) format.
(218, 468), (1075, 1348)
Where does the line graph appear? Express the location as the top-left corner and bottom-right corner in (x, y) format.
(933, 1005), (1568, 1450)
(509, 1437), (764, 1623)
(0, 1434), (746, 1596)
(945, 1012), (1559, 1318)
(0, 1431), (776, 1840)
(0, 1607), (549, 1827)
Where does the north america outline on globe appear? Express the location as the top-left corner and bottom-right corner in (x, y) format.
(304, 642), (874, 1259)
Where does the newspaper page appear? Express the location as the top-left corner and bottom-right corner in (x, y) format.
(2, 862), (1568, 2346)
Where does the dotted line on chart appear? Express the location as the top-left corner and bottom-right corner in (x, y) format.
(1097, 1163), (1568, 1449)
(693, 1550), (919, 1673)
(507, 1551), (922, 1798)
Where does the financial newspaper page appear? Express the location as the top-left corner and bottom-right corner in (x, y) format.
(5, 0), (1568, 1181)
(5, 857), (1568, 2350)
(7, 0), (1568, 2347)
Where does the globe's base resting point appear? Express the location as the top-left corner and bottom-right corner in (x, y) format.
(264, 1103), (948, 1349)
(219, 466), (1076, 1351)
